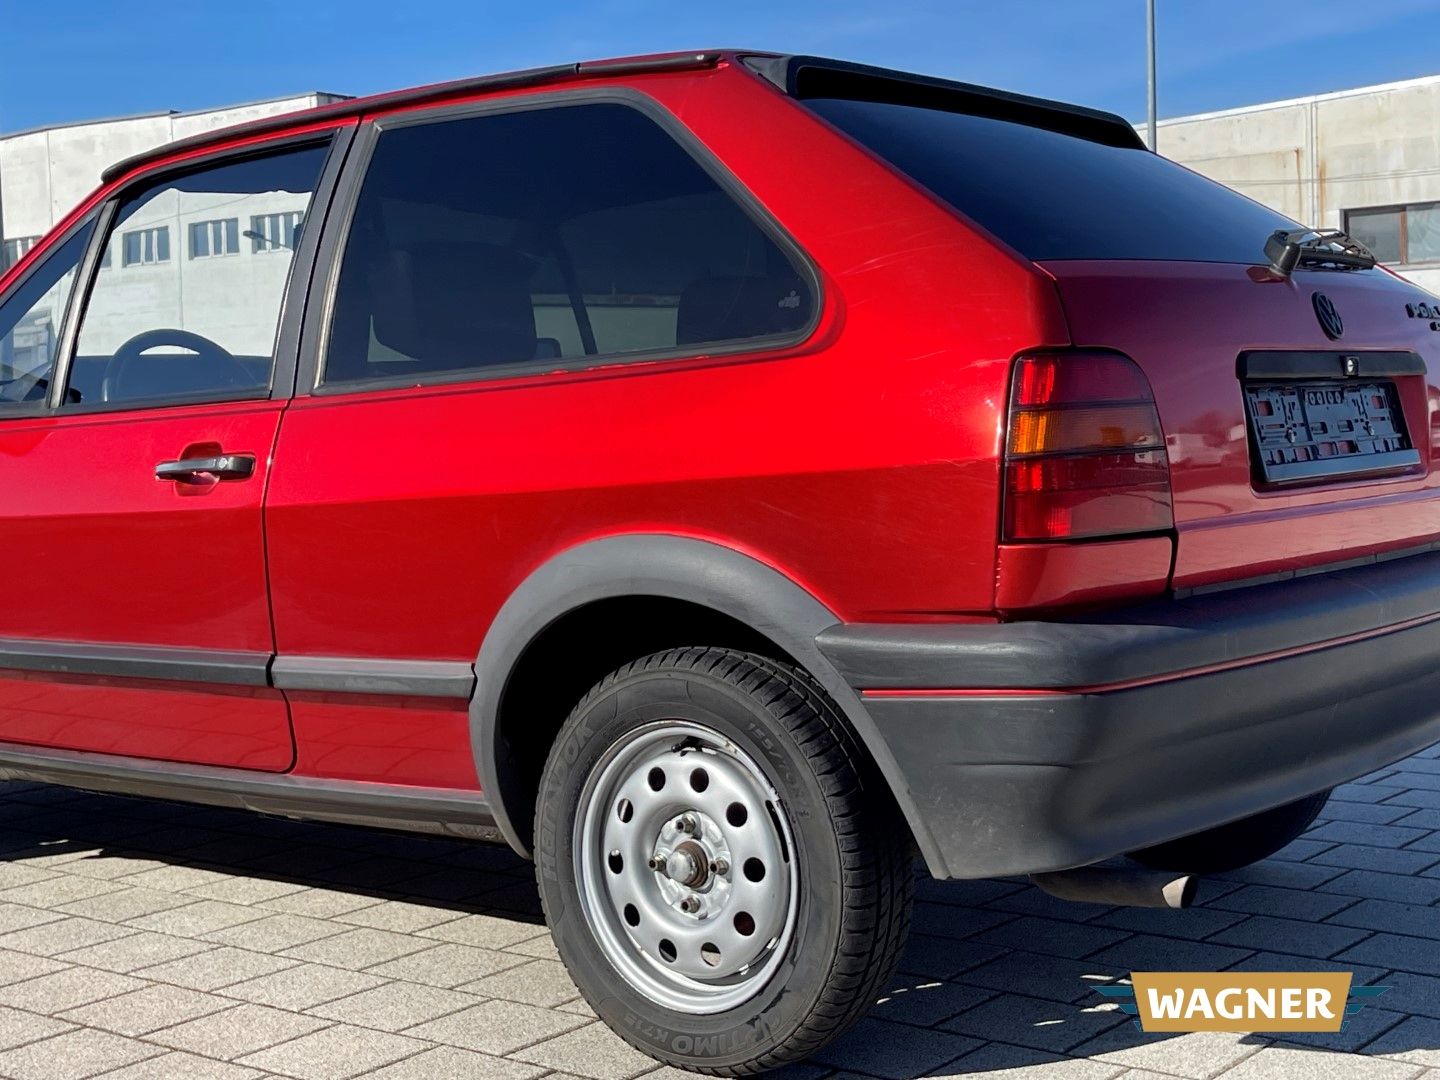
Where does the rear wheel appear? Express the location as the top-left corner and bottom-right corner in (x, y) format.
(535, 648), (912, 1075)
(1127, 790), (1330, 875)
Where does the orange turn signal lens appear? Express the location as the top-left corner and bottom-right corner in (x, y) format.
(1007, 404), (1165, 457)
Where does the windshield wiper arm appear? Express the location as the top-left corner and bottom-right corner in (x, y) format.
(1265, 228), (1377, 277)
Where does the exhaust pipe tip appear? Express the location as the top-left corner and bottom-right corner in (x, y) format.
(1030, 865), (1196, 909)
(1162, 872), (1197, 909)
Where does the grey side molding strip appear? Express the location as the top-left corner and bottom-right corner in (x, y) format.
(0, 740), (494, 838)
(271, 657), (476, 699)
(0, 639), (270, 687)
(0, 637), (476, 700)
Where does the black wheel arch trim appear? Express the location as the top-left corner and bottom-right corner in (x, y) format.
(469, 534), (942, 870)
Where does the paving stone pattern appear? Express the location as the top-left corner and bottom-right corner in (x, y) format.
(0, 752), (1437, 1078)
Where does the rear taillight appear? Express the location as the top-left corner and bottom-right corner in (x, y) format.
(1003, 352), (1174, 541)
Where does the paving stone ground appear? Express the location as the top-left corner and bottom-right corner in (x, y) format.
(0, 751), (1437, 1079)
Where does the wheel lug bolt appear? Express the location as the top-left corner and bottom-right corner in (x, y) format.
(677, 814), (699, 835)
(712, 858), (730, 876)
(649, 854), (666, 872)
(680, 897), (700, 914)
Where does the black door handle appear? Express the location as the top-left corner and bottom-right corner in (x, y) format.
(155, 454), (256, 484)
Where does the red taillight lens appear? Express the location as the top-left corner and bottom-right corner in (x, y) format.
(1003, 353), (1174, 541)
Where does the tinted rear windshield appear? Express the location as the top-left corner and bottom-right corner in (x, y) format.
(804, 96), (1297, 264)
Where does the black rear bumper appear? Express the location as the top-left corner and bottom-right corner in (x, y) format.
(818, 551), (1440, 879)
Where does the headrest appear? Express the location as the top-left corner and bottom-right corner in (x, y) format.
(371, 242), (538, 370)
(675, 275), (810, 347)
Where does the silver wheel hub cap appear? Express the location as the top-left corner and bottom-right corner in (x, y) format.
(577, 721), (798, 1013)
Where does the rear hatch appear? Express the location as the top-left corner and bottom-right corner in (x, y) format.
(1042, 260), (1439, 589)
(794, 69), (1440, 592)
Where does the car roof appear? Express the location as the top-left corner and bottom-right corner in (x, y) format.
(100, 52), (726, 184)
(101, 50), (1143, 185)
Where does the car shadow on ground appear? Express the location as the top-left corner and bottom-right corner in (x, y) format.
(0, 783), (547, 922)
(0, 776), (1434, 1078)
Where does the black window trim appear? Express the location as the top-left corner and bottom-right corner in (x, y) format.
(0, 210), (101, 420)
(298, 86), (824, 398)
(42, 123), (356, 417)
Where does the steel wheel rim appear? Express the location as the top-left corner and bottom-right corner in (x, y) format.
(576, 720), (799, 1014)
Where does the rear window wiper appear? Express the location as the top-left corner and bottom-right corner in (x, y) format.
(1265, 228), (1376, 276)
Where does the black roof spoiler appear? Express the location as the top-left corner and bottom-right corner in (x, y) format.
(742, 54), (1146, 151)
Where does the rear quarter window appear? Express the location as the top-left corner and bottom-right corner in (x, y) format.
(322, 100), (816, 388)
(804, 96), (1297, 264)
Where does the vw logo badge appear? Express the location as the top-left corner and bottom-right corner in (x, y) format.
(1313, 292), (1344, 340)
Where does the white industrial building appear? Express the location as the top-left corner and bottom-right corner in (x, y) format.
(3, 73), (1440, 297)
(0, 92), (346, 268)
(1149, 74), (1440, 295)
(0, 94), (346, 382)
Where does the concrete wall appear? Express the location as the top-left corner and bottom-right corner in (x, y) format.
(1151, 75), (1440, 296)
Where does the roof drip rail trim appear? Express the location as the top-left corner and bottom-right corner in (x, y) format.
(101, 52), (723, 184)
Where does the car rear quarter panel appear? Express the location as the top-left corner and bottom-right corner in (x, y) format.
(263, 62), (1069, 681)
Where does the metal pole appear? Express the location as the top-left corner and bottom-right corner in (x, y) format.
(0, 132), (8, 272)
(0, 120), (12, 381)
(0, 128), (10, 378)
(1146, 0), (1158, 150)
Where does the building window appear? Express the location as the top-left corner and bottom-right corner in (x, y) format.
(121, 226), (170, 267)
(189, 218), (240, 259)
(1345, 203), (1440, 265)
(249, 211), (303, 253)
(1, 236), (40, 270)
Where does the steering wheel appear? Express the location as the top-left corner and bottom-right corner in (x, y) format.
(102, 329), (254, 403)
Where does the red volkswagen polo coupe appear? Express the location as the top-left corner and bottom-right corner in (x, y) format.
(0, 50), (1436, 1073)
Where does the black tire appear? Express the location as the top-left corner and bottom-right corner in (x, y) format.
(534, 647), (913, 1076)
(1127, 790), (1331, 875)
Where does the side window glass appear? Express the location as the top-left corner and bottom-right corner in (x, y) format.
(0, 221), (95, 405)
(324, 103), (814, 386)
(68, 144), (328, 407)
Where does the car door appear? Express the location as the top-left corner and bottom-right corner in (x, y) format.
(0, 126), (351, 770)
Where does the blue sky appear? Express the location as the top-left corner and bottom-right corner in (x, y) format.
(4, 0), (1440, 134)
